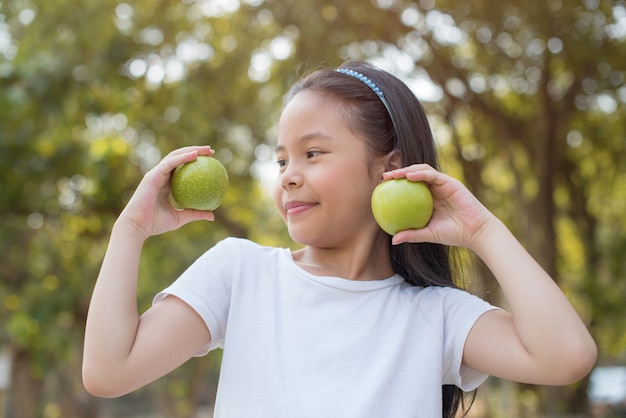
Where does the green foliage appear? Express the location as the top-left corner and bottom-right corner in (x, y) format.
(1, 0), (624, 415)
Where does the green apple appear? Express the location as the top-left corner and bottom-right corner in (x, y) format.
(371, 179), (433, 235)
(170, 156), (229, 211)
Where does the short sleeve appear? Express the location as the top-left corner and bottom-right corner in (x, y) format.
(153, 237), (241, 355)
(438, 287), (500, 391)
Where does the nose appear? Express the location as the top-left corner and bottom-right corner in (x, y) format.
(279, 161), (303, 189)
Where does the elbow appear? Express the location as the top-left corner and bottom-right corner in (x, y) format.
(553, 336), (598, 385)
(82, 366), (108, 398)
(82, 361), (130, 398)
(572, 337), (599, 383)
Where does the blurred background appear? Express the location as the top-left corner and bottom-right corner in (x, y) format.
(1, 0), (625, 416)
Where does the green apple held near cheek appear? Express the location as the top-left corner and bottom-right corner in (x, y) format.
(371, 179), (433, 235)
(170, 156), (229, 211)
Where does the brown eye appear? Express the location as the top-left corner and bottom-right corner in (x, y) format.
(306, 150), (322, 158)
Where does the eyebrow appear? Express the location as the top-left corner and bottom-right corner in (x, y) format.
(275, 131), (333, 153)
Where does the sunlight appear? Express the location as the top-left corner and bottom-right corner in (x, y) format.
(176, 37), (214, 63)
(197, 0), (240, 18)
(18, 8), (36, 25)
(425, 10), (464, 45)
(249, 33), (295, 83)
(0, 16), (16, 59)
(249, 50), (272, 82)
(114, 3), (134, 34)
(607, 4), (626, 39)
(269, 36), (294, 61)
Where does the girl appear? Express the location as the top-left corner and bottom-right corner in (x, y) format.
(83, 61), (597, 417)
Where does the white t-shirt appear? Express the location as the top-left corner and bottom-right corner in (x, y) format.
(154, 237), (497, 417)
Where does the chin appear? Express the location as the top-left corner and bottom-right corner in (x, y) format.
(288, 232), (312, 246)
(291, 237), (339, 251)
(288, 229), (325, 248)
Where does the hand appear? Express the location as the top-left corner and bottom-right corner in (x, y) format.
(118, 146), (216, 240)
(383, 164), (497, 251)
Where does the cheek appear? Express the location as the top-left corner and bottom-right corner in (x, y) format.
(343, 162), (380, 195)
(272, 180), (287, 220)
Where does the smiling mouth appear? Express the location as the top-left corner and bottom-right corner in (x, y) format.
(284, 201), (316, 215)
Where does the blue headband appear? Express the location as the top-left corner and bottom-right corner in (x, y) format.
(335, 68), (398, 135)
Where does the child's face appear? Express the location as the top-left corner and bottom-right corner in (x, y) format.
(273, 91), (385, 249)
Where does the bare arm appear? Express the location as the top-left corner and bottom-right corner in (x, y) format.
(82, 146), (214, 397)
(460, 218), (596, 384)
(386, 165), (597, 385)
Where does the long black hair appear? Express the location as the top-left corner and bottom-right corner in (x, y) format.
(284, 61), (474, 417)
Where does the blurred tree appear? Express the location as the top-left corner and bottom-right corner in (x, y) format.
(0, 0), (624, 416)
(245, 0), (626, 411)
(0, 0), (289, 415)
(325, 0), (625, 414)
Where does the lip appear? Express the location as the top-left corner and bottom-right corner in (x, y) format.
(284, 200), (316, 215)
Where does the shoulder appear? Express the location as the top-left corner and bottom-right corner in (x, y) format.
(206, 237), (280, 257)
(217, 237), (280, 251)
(410, 285), (487, 306)
(406, 285), (496, 326)
(184, 238), (277, 276)
(203, 238), (290, 273)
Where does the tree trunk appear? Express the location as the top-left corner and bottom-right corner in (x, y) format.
(8, 347), (43, 418)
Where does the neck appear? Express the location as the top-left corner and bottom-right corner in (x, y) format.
(292, 232), (394, 281)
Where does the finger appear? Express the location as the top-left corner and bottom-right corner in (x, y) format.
(158, 147), (212, 176)
(404, 169), (441, 184)
(164, 145), (214, 159)
(177, 209), (216, 226)
(383, 164), (437, 181)
(391, 227), (435, 245)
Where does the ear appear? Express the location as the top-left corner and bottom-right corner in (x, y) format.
(383, 149), (403, 172)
